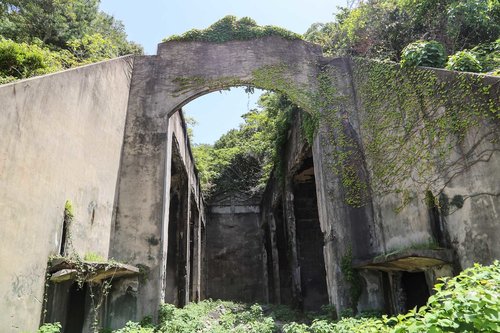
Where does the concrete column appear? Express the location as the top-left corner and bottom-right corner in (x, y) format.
(109, 57), (172, 322)
(268, 214), (281, 303)
(160, 123), (174, 305)
(183, 187), (192, 306)
(312, 124), (352, 312)
(191, 208), (202, 301)
(284, 178), (302, 308)
(262, 242), (270, 303)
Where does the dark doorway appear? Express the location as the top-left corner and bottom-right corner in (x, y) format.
(165, 138), (189, 306)
(64, 283), (87, 333)
(401, 272), (430, 310)
(293, 156), (329, 311)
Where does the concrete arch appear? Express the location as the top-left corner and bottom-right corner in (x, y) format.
(109, 36), (334, 322)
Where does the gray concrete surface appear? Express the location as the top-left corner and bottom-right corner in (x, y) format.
(0, 57), (134, 332)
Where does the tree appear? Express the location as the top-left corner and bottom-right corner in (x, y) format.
(0, 0), (143, 82)
(0, 0), (99, 47)
(0, 0), (142, 56)
(305, 0), (499, 65)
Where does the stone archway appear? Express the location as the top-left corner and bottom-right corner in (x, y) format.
(109, 36), (346, 321)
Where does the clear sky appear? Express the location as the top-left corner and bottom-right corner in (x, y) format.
(99, 0), (345, 144)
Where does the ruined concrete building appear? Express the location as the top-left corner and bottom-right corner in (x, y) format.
(0, 37), (499, 333)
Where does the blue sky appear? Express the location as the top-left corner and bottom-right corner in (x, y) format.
(99, 0), (345, 144)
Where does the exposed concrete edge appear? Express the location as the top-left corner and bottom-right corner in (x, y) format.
(177, 109), (205, 204)
(353, 248), (454, 272)
(49, 258), (140, 283)
(0, 55), (135, 88)
(156, 36), (323, 57)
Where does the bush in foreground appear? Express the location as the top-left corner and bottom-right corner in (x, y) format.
(400, 40), (447, 68)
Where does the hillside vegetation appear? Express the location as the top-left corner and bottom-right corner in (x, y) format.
(305, 0), (499, 74)
(0, 0), (142, 83)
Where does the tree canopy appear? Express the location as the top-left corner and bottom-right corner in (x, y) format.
(0, 0), (142, 82)
(304, 0), (499, 74)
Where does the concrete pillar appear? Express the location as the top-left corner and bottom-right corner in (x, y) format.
(160, 123), (174, 304)
(109, 57), (172, 322)
(269, 214), (282, 303)
(182, 187), (192, 306)
(191, 210), (202, 301)
(312, 122), (353, 312)
(284, 178), (302, 308)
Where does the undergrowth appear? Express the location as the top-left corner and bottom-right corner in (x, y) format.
(37, 261), (500, 332)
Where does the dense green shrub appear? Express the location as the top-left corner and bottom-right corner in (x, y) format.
(112, 322), (153, 333)
(155, 301), (275, 333)
(165, 15), (302, 43)
(0, 38), (64, 79)
(400, 40), (446, 68)
(389, 261), (500, 332)
(471, 39), (500, 73)
(37, 323), (61, 333)
(0, 0), (142, 83)
(305, 0), (499, 63)
(446, 50), (482, 72)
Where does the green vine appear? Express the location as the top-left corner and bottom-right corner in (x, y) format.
(62, 200), (74, 256)
(352, 58), (499, 206)
(42, 201), (124, 333)
(170, 56), (499, 209)
(301, 111), (319, 145)
(340, 248), (362, 311)
(314, 68), (368, 207)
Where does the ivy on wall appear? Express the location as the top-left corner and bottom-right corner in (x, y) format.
(352, 58), (499, 206)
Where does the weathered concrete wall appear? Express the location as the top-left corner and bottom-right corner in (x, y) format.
(310, 58), (379, 312)
(206, 192), (265, 303)
(0, 57), (133, 333)
(350, 63), (500, 267)
(108, 107), (205, 326)
(259, 57), (498, 315)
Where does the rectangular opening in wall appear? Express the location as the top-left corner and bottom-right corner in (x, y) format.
(64, 283), (88, 333)
(293, 155), (329, 311)
(165, 139), (189, 306)
(401, 271), (430, 311)
(43, 281), (88, 333)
